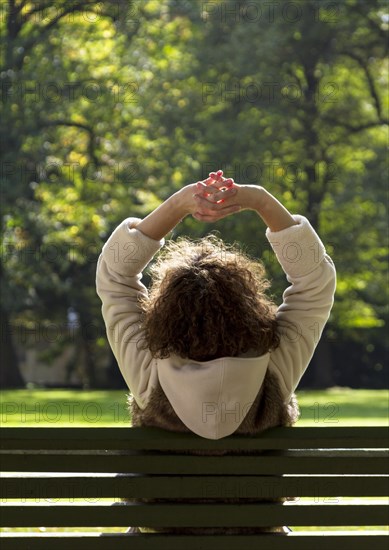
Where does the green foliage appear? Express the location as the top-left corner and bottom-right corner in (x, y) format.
(1, 0), (387, 387)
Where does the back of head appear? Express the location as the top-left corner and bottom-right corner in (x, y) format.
(140, 235), (280, 361)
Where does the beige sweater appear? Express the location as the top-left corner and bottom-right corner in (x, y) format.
(96, 215), (336, 439)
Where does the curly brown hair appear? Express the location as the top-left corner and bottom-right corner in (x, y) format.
(139, 235), (280, 362)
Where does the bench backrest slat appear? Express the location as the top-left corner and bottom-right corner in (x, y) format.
(2, 503), (388, 527)
(2, 474), (388, 499)
(1, 534), (389, 550)
(1, 452), (387, 474)
(1, 426), (388, 449)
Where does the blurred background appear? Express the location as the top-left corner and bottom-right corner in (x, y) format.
(1, 0), (388, 392)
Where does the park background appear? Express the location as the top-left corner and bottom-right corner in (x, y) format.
(1, 0), (388, 414)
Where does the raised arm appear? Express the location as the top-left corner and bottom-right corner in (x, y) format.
(135, 181), (239, 240)
(193, 175), (297, 232)
(194, 175), (336, 399)
(96, 176), (239, 407)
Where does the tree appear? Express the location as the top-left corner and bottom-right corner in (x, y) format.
(0, 0), (140, 386)
(1, 0), (387, 388)
(161, 0), (388, 387)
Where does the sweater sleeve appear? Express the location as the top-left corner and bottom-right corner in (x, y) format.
(266, 215), (336, 401)
(95, 217), (164, 408)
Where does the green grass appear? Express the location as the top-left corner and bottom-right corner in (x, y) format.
(1, 387), (388, 426)
(0, 389), (130, 426)
(295, 387), (388, 426)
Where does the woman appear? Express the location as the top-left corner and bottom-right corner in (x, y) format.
(96, 171), (336, 534)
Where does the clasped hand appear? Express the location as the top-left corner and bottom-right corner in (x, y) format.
(191, 170), (241, 222)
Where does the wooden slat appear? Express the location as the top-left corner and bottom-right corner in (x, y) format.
(1, 426), (388, 545)
(1, 427), (388, 450)
(0, 533), (388, 550)
(1, 503), (388, 527)
(1, 474), (388, 499)
(1, 452), (387, 474)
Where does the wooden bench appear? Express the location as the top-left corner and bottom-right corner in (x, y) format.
(0, 426), (388, 549)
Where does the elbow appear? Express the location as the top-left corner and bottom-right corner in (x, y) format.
(95, 257), (103, 296)
(323, 255), (337, 295)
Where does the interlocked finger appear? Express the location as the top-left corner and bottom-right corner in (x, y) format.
(195, 181), (220, 196)
(193, 204), (241, 222)
(203, 170), (234, 190)
(194, 188), (237, 210)
(194, 195), (220, 211)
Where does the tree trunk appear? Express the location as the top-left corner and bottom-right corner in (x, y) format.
(308, 335), (335, 389)
(0, 306), (25, 388)
(78, 311), (97, 388)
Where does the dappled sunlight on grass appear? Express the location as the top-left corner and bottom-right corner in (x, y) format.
(0, 388), (387, 427)
(0, 389), (129, 426)
(296, 388), (388, 426)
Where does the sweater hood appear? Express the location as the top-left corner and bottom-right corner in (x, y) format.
(157, 353), (270, 440)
